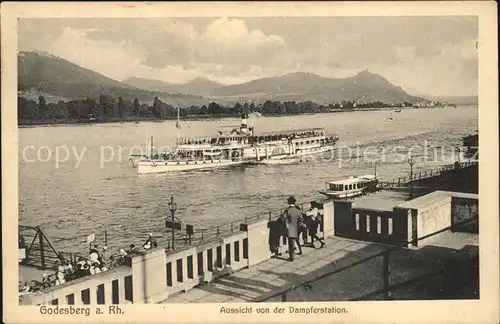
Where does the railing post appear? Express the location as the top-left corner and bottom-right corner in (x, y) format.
(383, 251), (390, 300)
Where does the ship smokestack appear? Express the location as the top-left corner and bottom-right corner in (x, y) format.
(240, 113), (248, 133)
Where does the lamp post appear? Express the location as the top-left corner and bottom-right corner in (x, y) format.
(455, 146), (462, 163)
(408, 155), (416, 199)
(168, 196), (177, 250)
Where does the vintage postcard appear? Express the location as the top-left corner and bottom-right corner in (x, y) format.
(2, 1), (499, 323)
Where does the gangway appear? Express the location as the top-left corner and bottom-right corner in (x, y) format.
(19, 225), (66, 270)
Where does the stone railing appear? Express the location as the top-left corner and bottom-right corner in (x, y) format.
(332, 190), (478, 248)
(20, 265), (133, 305)
(20, 190), (477, 305)
(20, 201), (336, 305)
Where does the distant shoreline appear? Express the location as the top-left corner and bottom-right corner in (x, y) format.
(18, 105), (473, 128)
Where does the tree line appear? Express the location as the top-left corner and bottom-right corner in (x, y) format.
(18, 94), (415, 124)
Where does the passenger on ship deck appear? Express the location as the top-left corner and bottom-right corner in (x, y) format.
(143, 233), (158, 250)
(88, 249), (100, 266)
(55, 266), (66, 285)
(283, 196), (303, 261)
(42, 273), (51, 289)
(74, 258), (87, 279)
(101, 246), (111, 266)
(63, 259), (74, 280)
(18, 281), (32, 296)
(127, 244), (139, 254)
(90, 262), (101, 275)
(89, 244), (99, 255)
(115, 248), (128, 265)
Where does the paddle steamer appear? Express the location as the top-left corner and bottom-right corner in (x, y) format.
(130, 111), (339, 174)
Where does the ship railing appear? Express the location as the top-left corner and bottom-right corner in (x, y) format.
(167, 197), (323, 247)
(20, 190), (323, 274)
(377, 160), (478, 190)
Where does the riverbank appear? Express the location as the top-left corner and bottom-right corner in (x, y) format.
(18, 105), (468, 128)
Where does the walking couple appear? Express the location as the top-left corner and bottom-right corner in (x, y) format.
(283, 196), (325, 262)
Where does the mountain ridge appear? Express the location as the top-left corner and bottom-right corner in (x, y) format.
(18, 51), (211, 106)
(122, 76), (223, 96)
(19, 51), (427, 106)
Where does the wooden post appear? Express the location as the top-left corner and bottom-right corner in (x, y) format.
(150, 136), (154, 158)
(201, 229), (204, 241)
(216, 226), (220, 236)
(104, 228), (108, 247)
(39, 229), (45, 269)
(269, 212), (272, 221)
(383, 251), (390, 300)
(281, 292), (287, 302)
(230, 222), (234, 233)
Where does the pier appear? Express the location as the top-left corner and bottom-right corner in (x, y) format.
(19, 158), (478, 305)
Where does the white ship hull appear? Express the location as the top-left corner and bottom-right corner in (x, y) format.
(320, 175), (378, 199)
(319, 189), (364, 199)
(258, 156), (299, 165)
(245, 143), (336, 160)
(135, 159), (245, 174)
(295, 144), (336, 156)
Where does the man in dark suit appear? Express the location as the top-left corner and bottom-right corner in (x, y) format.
(284, 196), (303, 261)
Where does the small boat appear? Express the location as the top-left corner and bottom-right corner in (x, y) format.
(319, 175), (378, 199)
(248, 111), (262, 117)
(394, 109), (402, 113)
(386, 116), (395, 121)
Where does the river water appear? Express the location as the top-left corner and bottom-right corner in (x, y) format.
(19, 107), (477, 253)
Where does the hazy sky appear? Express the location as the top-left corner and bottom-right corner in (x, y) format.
(18, 17), (478, 96)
